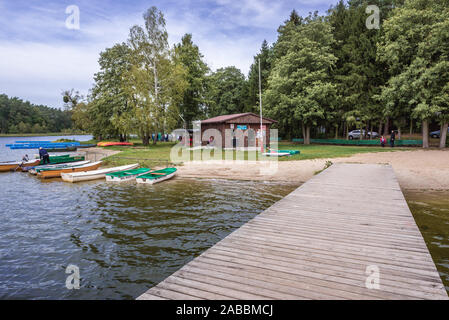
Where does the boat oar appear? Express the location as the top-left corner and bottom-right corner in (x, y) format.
(12, 161), (24, 172)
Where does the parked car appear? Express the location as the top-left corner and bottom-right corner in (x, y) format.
(348, 130), (379, 140)
(430, 128), (449, 138)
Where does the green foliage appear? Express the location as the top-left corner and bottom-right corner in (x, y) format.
(174, 33), (210, 128)
(205, 66), (247, 117)
(264, 12), (338, 143)
(377, 0), (449, 146)
(0, 94), (72, 134)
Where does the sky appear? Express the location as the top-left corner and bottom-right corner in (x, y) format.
(0, 0), (338, 108)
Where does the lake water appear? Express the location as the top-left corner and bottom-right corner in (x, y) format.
(0, 135), (298, 299)
(405, 190), (449, 293)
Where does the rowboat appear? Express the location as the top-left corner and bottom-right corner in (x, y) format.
(0, 159), (41, 172)
(136, 167), (177, 185)
(37, 161), (102, 179)
(61, 163), (139, 183)
(29, 160), (91, 175)
(38, 154), (85, 165)
(106, 168), (151, 182)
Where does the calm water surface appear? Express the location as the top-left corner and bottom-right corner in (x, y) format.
(0, 136), (298, 299)
(405, 190), (449, 293)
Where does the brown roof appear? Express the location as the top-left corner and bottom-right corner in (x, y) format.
(201, 112), (277, 124)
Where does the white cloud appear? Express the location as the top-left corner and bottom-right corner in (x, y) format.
(0, 0), (336, 107)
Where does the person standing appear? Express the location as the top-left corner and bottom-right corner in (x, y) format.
(390, 130), (396, 148)
(380, 136), (386, 148)
(39, 147), (50, 164)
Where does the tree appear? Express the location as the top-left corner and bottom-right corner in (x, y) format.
(328, 0), (398, 140)
(90, 43), (133, 140)
(245, 40), (273, 113)
(124, 6), (187, 145)
(174, 33), (210, 129)
(264, 13), (338, 144)
(205, 66), (247, 117)
(378, 0), (449, 148)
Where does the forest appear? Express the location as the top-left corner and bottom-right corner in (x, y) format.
(0, 94), (73, 134)
(64, 0), (448, 148)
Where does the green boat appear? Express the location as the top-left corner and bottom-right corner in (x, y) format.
(136, 168), (177, 185)
(40, 154), (85, 165)
(106, 168), (151, 182)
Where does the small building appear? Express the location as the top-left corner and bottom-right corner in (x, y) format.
(200, 112), (277, 148)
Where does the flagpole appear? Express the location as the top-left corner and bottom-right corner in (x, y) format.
(259, 58), (263, 153)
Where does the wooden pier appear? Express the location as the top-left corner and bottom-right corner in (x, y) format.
(138, 163), (448, 300)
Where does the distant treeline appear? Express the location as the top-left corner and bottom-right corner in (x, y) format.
(0, 94), (73, 134)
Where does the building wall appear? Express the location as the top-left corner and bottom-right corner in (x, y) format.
(200, 118), (273, 148)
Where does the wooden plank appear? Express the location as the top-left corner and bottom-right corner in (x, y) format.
(138, 163), (448, 300)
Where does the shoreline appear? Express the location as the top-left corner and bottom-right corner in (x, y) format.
(175, 149), (449, 191)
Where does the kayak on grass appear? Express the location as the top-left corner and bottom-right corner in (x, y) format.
(97, 141), (134, 147)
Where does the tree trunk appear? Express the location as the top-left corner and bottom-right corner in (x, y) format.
(369, 122), (373, 140)
(383, 117), (389, 136)
(378, 121), (383, 137)
(439, 122), (448, 149)
(302, 123), (310, 145)
(422, 120), (429, 149)
(301, 122), (310, 144)
(410, 118), (413, 135)
(343, 122), (347, 140)
(397, 127), (401, 140)
(335, 124), (339, 139)
(142, 134), (150, 146)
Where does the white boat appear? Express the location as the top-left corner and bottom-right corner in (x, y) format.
(105, 167), (151, 182)
(262, 152), (290, 157)
(28, 160), (91, 175)
(136, 168), (177, 185)
(61, 163), (139, 183)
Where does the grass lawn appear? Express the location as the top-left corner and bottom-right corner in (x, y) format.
(99, 140), (411, 167)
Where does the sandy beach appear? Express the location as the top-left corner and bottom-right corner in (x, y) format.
(177, 149), (449, 190)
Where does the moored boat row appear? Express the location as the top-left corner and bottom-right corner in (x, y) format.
(1, 154), (177, 184)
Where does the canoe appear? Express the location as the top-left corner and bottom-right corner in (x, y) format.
(97, 141), (134, 147)
(106, 167), (151, 182)
(29, 160), (91, 175)
(37, 161), (102, 179)
(0, 159), (41, 172)
(61, 163), (139, 183)
(136, 167), (177, 185)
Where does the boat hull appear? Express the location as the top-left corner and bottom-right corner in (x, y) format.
(105, 168), (151, 182)
(136, 171), (176, 185)
(61, 164), (139, 182)
(0, 159), (41, 172)
(38, 162), (102, 179)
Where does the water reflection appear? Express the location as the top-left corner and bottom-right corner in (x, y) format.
(0, 170), (298, 299)
(405, 190), (449, 293)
